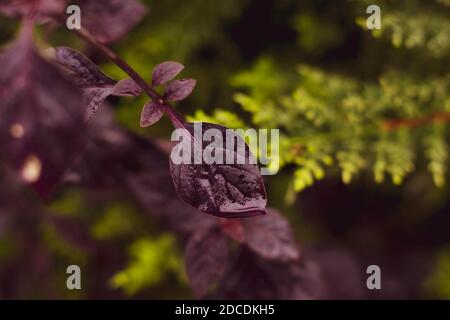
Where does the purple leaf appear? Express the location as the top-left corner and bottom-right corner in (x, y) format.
(51, 46), (116, 120)
(51, 47), (143, 120)
(152, 61), (184, 87)
(51, 47), (116, 87)
(0, 0), (67, 21)
(84, 87), (114, 121)
(140, 101), (164, 127)
(219, 218), (245, 243)
(184, 226), (231, 298)
(112, 78), (143, 97)
(75, 0), (147, 43)
(218, 250), (325, 299)
(164, 79), (196, 101)
(242, 208), (300, 262)
(169, 122), (267, 218)
(305, 247), (365, 299)
(0, 28), (85, 199)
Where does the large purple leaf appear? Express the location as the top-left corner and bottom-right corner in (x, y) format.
(75, 0), (147, 43)
(169, 122), (267, 218)
(184, 226), (231, 298)
(242, 209), (300, 262)
(152, 61), (184, 87)
(0, 28), (85, 199)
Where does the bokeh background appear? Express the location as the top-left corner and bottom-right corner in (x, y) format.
(0, 0), (450, 299)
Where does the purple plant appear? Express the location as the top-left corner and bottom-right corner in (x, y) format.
(0, 0), (267, 218)
(0, 0), (336, 301)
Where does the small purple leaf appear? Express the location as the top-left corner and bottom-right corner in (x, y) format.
(84, 87), (114, 121)
(152, 61), (184, 87)
(112, 78), (143, 97)
(242, 209), (300, 262)
(184, 226), (231, 298)
(169, 122), (267, 218)
(140, 101), (164, 127)
(164, 79), (196, 101)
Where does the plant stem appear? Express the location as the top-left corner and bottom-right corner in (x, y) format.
(54, 16), (450, 134)
(50, 14), (186, 126)
(73, 28), (159, 99)
(382, 111), (450, 131)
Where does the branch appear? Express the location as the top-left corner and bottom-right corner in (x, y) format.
(49, 15), (186, 126)
(382, 110), (450, 131)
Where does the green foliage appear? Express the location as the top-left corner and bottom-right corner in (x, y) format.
(192, 59), (450, 193)
(50, 190), (147, 239)
(292, 13), (343, 54)
(230, 57), (287, 102)
(91, 204), (142, 241)
(40, 221), (87, 263)
(372, 131), (415, 185)
(111, 235), (185, 296)
(424, 126), (449, 187)
(187, 109), (246, 129)
(425, 248), (450, 298)
(208, 0), (450, 192)
(0, 235), (17, 262)
(49, 189), (85, 217)
(356, 0), (450, 57)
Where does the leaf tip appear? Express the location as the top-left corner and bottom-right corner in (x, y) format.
(152, 61), (185, 87)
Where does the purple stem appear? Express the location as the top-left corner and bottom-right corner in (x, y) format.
(49, 14), (185, 128)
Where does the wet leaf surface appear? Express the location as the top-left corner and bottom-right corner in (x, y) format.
(169, 122), (267, 218)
